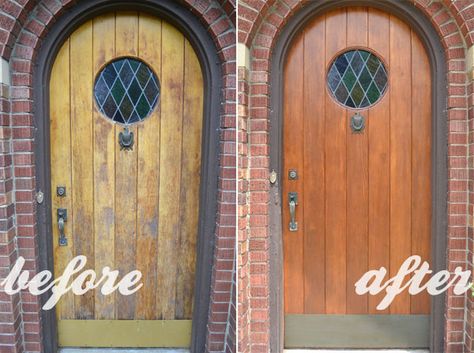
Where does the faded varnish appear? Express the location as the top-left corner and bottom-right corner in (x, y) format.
(50, 12), (203, 328)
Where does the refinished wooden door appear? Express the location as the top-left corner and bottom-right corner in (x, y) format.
(283, 7), (431, 348)
(50, 12), (203, 348)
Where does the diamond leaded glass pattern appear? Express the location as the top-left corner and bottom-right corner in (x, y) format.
(94, 58), (160, 124)
(327, 49), (388, 109)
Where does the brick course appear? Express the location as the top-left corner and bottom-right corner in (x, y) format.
(0, 1), (235, 353)
(238, 0), (474, 352)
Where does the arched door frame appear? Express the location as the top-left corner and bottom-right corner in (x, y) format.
(269, 1), (448, 352)
(33, 1), (221, 352)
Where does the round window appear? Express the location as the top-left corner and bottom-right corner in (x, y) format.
(94, 57), (160, 124)
(327, 49), (387, 109)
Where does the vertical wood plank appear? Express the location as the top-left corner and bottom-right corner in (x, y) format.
(410, 30), (432, 314)
(114, 12), (139, 319)
(176, 39), (203, 319)
(52, 10), (205, 327)
(303, 16), (326, 314)
(283, 31), (305, 314)
(346, 7), (369, 314)
(135, 13), (161, 320)
(50, 39), (74, 320)
(325, 9), (347, 314)
(157, 21), (185, 319)
(70, 20), (95, 319)
(282, 6), (432, 320)
(368, 8), (391, 314)
(389, 15), (412, 314)
(92, 13), (116, 320)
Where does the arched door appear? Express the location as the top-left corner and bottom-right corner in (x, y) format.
(49, 11), (203, 348)
(282, 7), (432, 348)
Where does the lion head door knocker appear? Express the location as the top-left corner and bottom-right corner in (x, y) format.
(350, 112), (365, 133)
(119, 126), (134, 150)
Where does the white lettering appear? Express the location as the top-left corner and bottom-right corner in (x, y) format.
(1, 256), (143, 311)
(355, 255), (473, 310)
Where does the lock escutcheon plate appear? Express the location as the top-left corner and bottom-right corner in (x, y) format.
(57, 208), (67, 222)
(288, 169), (298, 180)
(57, 186), (66, 197)
(57, 208), (68, 247)
(288, 192), (298, 232)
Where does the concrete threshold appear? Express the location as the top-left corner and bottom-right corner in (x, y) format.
(60, 349), (189, 353)
(284, 350), (429, 353)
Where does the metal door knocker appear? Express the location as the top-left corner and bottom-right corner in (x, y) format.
(351, 112), (365, 133)
(119, 126), (134, 150)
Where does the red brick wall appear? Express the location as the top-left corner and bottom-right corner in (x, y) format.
(0, 1), (235, 353)
(238, 63), (250, 353)
(464, 70), (474, 352)
(238, 1), (474, 352)
(0, 81), (23, 353)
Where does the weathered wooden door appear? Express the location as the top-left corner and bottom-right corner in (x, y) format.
(50, 11), (203, 348)
(283, 7), (432, 348)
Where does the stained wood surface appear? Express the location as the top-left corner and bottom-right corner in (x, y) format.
(50, 12), (203, 324)
(70, 20), (95, 320)
(136, 13), (161, 320)
(367, 8), (391, 315)
(50, 38), (74, 320)
(302, 16), (325, 314)
(177, 40), (203, 319)
(324, 8), (347, 315)
(114, 11), (139, 321)
(410, 29), (432, 314)
(283, 7), (432, 316)
(283, 31), (305, 314)
(92, 13), (116, 320)
(157, 20), (185, 320)
(389, 14), (413, 315)
(346, 7), (369, 315)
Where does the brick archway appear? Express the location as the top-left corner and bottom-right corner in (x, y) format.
(238, 1), (472, 353)
(0, 0), (236, 60)
(0, 1), (235, 353)
(238, 0), (474, 49)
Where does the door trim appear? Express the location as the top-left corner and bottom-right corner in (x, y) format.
(269, 1), (447, 352)
(33, 1), (222, 352)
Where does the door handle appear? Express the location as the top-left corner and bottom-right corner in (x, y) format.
(57, 208), (68, 246)
(288, 192), (298, 232)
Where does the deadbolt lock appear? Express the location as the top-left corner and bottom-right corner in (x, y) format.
(288, 169), (298, 180)
(57, 186), (66, 197)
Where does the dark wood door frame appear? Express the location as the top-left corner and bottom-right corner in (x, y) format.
(33, 1), (222, 352)
(269, 1), (448, 352)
